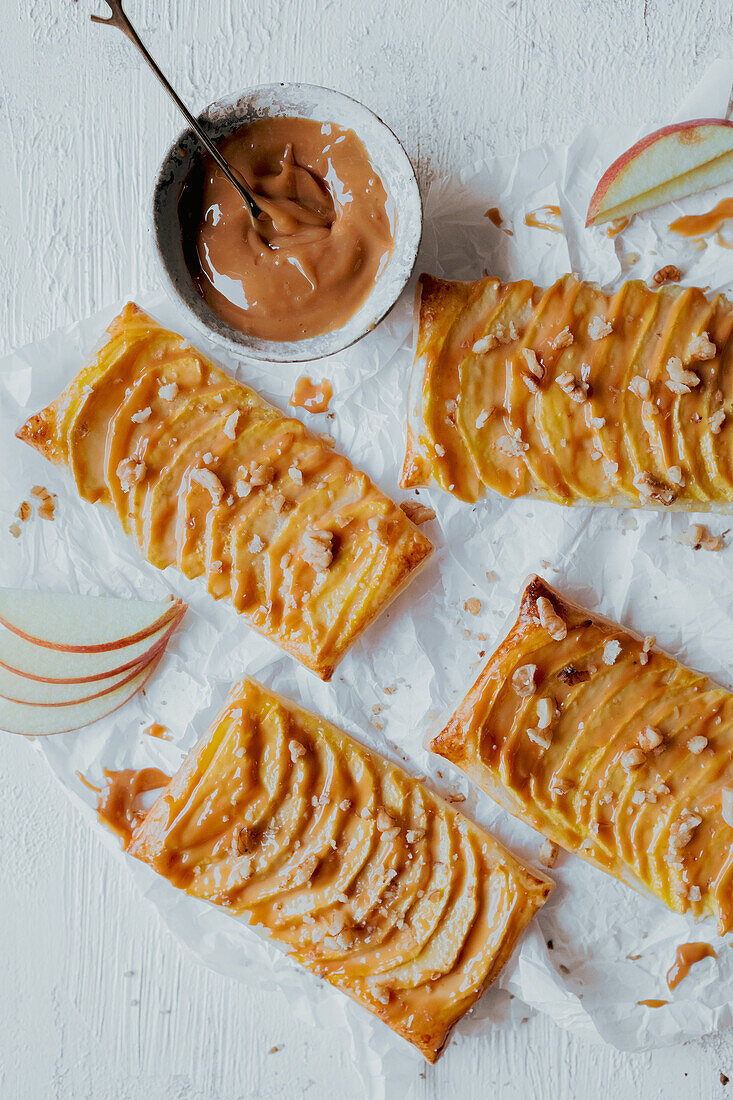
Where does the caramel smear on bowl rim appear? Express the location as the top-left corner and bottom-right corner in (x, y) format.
(145, 722), (171, 741)
(485, 207), (503, 227)
(289, 376), (333, 414)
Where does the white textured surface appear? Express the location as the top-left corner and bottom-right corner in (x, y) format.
(2, 1), (733, 1097)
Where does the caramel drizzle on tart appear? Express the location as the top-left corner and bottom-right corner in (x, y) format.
(16, 304), (432, 681)
(127, 678), (552, 1063)
(401, 273), (733, 507)
(431, 576), (733, 934)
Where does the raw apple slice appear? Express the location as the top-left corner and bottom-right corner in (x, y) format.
(0, 652), (162, 736)
(0, 643), (159, 706)
(0, 589), (182, 653)
(0, 606), (184, 684)
(586, 118), (733, 227)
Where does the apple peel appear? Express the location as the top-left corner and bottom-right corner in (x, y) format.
(586, 118), (733, 227)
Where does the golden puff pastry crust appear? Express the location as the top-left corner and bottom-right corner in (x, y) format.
(17, 304), (432, 681)
(401, 272), (733, 508)
(432, 575), (733, 933)
(128, 678), (552, 1061)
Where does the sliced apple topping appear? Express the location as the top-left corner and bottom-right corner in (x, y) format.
(128, 679), (552, 1062)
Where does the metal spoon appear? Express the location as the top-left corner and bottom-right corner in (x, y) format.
(90, 0), (263, 224)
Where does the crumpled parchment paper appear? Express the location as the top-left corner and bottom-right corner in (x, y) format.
(1, 59), (733, 1100)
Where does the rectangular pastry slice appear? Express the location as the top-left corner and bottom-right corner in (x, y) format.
(17, 304), (432, 680)
(432, 575), (733, 932)
(401, 272), (733, 507)
(128, 678), (552, 1061)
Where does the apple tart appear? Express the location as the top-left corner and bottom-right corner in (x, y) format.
(432, 576), (733, 933)
(17, 304), (432, 681)
(128, 678), (552, 1061)
(401, 272), (733, 507)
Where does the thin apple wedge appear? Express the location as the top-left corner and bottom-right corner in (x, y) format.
(0, 651), (163, 736)
(0, 627), (171, 705)
(586, 118), (733, 227)
(0, 606), (184, 684)
(0, 588), (183, 652)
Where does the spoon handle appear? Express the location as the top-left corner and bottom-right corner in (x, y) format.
(90, 0), (261, 223)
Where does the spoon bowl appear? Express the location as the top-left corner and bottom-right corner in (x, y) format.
(152, 83), (423, 363)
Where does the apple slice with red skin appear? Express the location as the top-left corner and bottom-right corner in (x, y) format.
(0, 606), (184, 685)
(0, 589), (183, 653)
(0, 650), (163, 735)
(586, 118), (733, 227)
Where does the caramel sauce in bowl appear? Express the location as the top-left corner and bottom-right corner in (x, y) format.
(152, 84), (422, 363)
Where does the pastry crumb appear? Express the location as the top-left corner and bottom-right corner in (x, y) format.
(536, 596), (567, 641)
(588, 316), (612, 340)
(676, 522), (725, 551)
(9, 522), (21, 539)
(687, 331), (717, 362)
(464, 598), (482, 616)
(538, 840), (559, 868)
(602, 639), (622, 665)
(512, 664), (538, 697)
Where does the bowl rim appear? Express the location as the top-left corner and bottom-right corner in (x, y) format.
(150, 81), (423, 363)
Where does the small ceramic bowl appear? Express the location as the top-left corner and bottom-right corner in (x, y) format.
(151, 82), (423, 363)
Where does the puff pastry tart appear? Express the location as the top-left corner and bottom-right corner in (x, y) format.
(128, 678), (552, 1061)
(432, 576), (733, 933)
(17, 304), (432, 681)
(401, 272), (733, 507)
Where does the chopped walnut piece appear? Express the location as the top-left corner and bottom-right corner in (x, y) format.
(677, 522), (726, 551)
(249, 463), (275, 488)
(535, 697), (556, 729)
(632, 471), (677, 506)
(190, 468), (224, 504)
(158, 381), (179, 401)
(602, 639), (622, 665)
(537, 840), (559, 868)
(638, 726), (663, 753)
(521, 347), (545, 381)
(550, 327), (573, 351)
(555, 371), (588, 403)
(475, 409), (490, 429)
(687, 331), (717, 362)
(472, 334), (498, 354)
(376, 809), (395, 833)
(722, 788), (733, 827)
(400, 500), (436, 525)
(464, 598), (482, 616)
(512, 663), (538, 697)
(621, 747), (645, 772)
(288, 464), (304, 485)
(687, 735), (708, 755)
(497, 432), (529, 456)
(248, 534), (264, 554)
(588, 316), (612, 340)
(666, 356), (700, 394)
(300, 527), (333, 572)
(710, 408), (726, 434)
(536, 596), (567, 641)
(288, 739), (306, 762)
(628, 375), (651, 400)
(669, 809), (702, 850)
(131, 406), (152, 424)
(223, 410), (240, 440)
(527, 727), (553, 750)
(557, 665), (589, 685)
(652, 264), (682, 286)
(117, 457), (147, 492)
(17, 501), (31, 522)
(667, 466), (684, 486)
